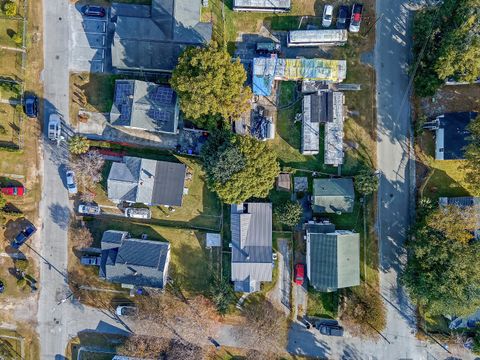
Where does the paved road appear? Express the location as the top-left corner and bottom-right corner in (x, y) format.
(37, 1), (130, 358)
(288, 1), (473, 358)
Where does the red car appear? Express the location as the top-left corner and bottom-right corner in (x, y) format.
(1, 186), (25, 196)
(295, 263), (305, 285)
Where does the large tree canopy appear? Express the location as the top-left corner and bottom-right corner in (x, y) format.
(404, 204), (480, 316)
(201, 131), (280, 204)
(464, 115), (480, 194)
(170, 45), (252, 128)
(413, 0), (480, 97)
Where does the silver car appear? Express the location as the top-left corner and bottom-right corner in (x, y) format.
(322, 5), (334, 27)
(78, 203), (101, 215)
(125, 207), (151, 219)
(47, 114), (61, 141)
(65, 170), (78, 195)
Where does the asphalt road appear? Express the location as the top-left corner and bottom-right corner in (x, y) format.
(37, 1), (129, 358)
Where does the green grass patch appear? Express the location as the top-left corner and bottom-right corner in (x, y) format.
(423, 161), (472, 200)
(87, 219), (213, 294)
(0, 18), (22, 47)
(307, 288), (338, 319)
(0, 49), (22, 80)
(0, 103), (19, 145)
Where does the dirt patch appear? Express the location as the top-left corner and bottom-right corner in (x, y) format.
(419, 84), (480, 118)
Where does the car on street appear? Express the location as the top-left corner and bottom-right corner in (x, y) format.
(78, 203), (101, 215)
(294, 263), (305, 285)
(322, 4), (334, 27)
(349, 3), (363, 33)
(1, 185), (25, 196)
(65, 170), (78, 195)
(318, 323), (344, 336)
(47, 114), (61, 141)
(82, 5), (106, 17)
(80, 256), (101, 266)
(124, 207), (151, 219)
(24, 94), (38, 118)
(116, 305), (137, 317)
(336, 5), (349, 29)
(12, 224), (37, 249)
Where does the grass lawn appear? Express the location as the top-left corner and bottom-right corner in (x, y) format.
(307, 288), (338, 319)
(0, 326), (38, 360)
(0, 49), (23, 80)
(86, 219), (213, 294)
(0, 18), (22, 47)
(68, 332), (127, 360)
(0, 103), (19, 145)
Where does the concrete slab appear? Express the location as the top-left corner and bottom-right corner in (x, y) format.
(72, 32), (106, 49)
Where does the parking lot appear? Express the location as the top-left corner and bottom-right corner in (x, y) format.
(69, 4), (111, 73)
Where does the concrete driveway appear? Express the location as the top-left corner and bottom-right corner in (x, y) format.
(69, 4), (110, 72)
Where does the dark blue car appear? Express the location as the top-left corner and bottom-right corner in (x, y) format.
(12, 224), (36, 249)
(24, 94), (38, 118)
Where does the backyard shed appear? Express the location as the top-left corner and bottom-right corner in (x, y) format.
(276, 173), (291, 191)
(312, 178), (354, 214)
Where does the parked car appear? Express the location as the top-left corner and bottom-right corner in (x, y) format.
(349, 3), (363, 33)
(125, 207), (151, 219)
(1, 185), (25, 196)
(12, 224), (37, 249)
(65, 170), (78, 195)
(336, 5), (349, 29)
(318, 323), (344, 336)
(294, 263), (305, 285)
(116, 305), (138, 317)
(82, 5), (106, 17)
(80, 256), (101, 266)
(0, 280), (4, 293)
(322, 4), (334, 27)
(24, 94), (38, 118)
(78, 203), (101, 215)
(255, 42), (281, 55)
(47, 114), (61, 141)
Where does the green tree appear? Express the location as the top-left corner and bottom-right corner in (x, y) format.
(14, 259), (29, 271)
(274, 201), (303, 227)
(0, 193), (6, 209)
(170, 45), (252, 128)
(209, 275), (235, 315)
(12, 32), (22, 45)
(4, 1), (17, 17)
(412, 0), (480, 97)
(201, 132), (280, 204)
(464, 115), (480, 194)
(354, 169), (379, 196)
(68, 135), (90, 155)
(404, 206), (480, 316)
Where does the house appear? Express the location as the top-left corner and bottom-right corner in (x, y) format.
(233, 0), (291, 12)
(111, 0), (212, 73)
(231, 203), (273, 293)
(423, 111), (478, 160)
(110, 80), (179, 134)
(312, 178), (354, 214)
(301, 91), (345, 166)
(305, 222), (360, 292)
(107, 156), (186, 206)
(99, 230), (170, 289)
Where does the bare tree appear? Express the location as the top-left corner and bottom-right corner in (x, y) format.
(70, 223), (93, 249)
(79, 191), (95, 203)
(70, 150), (105, 189)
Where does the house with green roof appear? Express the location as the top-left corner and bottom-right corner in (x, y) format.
(305, 223), (360, 292)
(312, 178), (354, 214)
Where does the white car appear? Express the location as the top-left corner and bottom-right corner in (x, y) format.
(65, 170), (78, 195)
(116, 305), (137, 317)
(78, 203), (101, 215)
(125, 207), (151, 219)
(322, 5), (334, 27)
(47, 114), (61, 141)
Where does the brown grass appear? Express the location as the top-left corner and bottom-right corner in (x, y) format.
(419, 84), (480, 118)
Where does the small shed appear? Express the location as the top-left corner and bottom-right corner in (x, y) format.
(206, 233), (221, 248)
(276, 173), (291, 191)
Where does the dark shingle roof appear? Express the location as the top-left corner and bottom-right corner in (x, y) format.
(313, 178), (354, 213)
(438, 112), (478, 160)
(100, 232), (170, 289)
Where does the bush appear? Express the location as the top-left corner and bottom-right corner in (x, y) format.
(16, 278), (26, 288)
(14, 259), (28, 271)
(4, 1), (17, 17)
(12, 32), (22, 45)
(274, 201), (303, 227)
(0, 125), (6, 135)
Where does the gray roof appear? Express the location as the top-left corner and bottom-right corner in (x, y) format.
(111, 0), (212, 72)
(100, 231), (170, 289)
(231, 203), (272, 292)
(306, 227), (360, 291)
(101, 230), (129, 250)
(110, 80), (179, 134)
(233, 0), (291, 10)
(107, 156), (186, 206)
(313, 178), (354, 213)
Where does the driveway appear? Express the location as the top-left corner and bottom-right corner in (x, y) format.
(268, 238), (291, 314)
(69, 4), (110, 72)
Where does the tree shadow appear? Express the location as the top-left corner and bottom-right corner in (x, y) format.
(48, 203), (71, 230)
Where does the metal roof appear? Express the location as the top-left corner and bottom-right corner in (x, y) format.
(312, 178), (354, 213)
(233, 0), (291, 10)
(301, 94), (320, 155)
(100, 234), (170, 289)
(231, 203), (272, 292)
(288, 29), (348, 46)
(107, 156), (186, 206)
(324, 92), (345, 166)
(306, 229), (360, 291)
(111, 0), (212, 72)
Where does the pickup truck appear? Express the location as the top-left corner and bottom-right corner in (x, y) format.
(12, 224), (37, 249)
